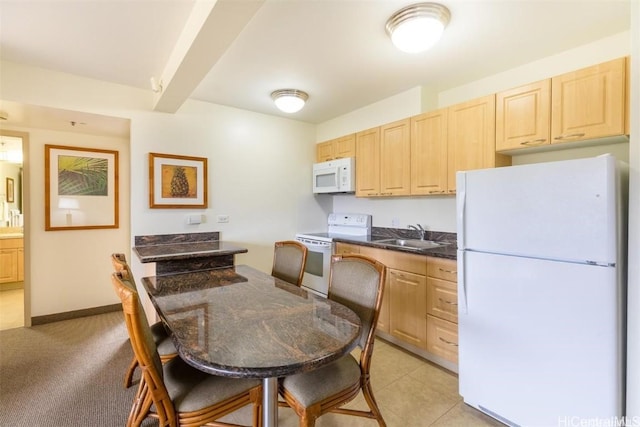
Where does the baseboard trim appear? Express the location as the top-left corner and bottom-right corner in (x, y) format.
(31, 304), (122, 325)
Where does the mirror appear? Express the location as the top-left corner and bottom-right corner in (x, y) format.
(0, 135), (23, 228)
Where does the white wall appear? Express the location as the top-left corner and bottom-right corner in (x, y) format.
(438, 31), (630, 107)
(0, 124), (130, 317)
(129, 100), (325, 273)
(0, 60), (322, 317)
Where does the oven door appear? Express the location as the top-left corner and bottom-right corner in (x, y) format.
(295, 238), (332, 297)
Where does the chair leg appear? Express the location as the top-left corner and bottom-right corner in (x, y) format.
(124, 356), (138, 388)
(299, 412), (317, 427)
(362, 379), (386, 427)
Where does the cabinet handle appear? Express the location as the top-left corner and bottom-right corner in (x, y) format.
(438, 337), (458, 347)
(554, 132), (586, 140)
(367, 193), (378, 196)
(438, 268), (457, 274)
(520, 138), (547, 146)
(438, 297), (457, 306)
(428, 190), (443, 194)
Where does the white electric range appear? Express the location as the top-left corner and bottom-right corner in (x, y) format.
(295, 213), (372, 296)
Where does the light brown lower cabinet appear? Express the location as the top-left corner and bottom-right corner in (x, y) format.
(0, 238), (24, 284)
(334, 242), (458, 370)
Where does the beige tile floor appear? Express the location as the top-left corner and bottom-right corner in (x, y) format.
(224, 339), (503, 427)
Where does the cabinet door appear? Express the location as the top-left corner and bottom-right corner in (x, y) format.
(316, 140), (334, 162)
(551, 57), (626, 143)
(334, 134), (356, 159)
(389, 269), (427, 349)
(447, 94), (500, 194)
(355, 127), (381, 197)
(496, 79), (551, 151)
(411, 109), (448, 195)
(380, 119), (411, 196)
(377, 283), (390, 334)
(0, 249), (18, 283)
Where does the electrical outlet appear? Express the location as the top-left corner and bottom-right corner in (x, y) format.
(391, 217), (400, 227)
(217, 215), (229, 223)
(186, 214), (202, 225)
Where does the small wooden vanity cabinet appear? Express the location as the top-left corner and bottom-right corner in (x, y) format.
(0, 238), (24, 284)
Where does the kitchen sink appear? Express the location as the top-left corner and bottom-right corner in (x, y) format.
(375, 238), (448, 250)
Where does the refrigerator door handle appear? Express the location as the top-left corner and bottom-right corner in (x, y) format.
(456, 172), (466, 249)
(458, 250), (468, 314)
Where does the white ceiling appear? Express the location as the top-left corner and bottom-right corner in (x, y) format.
(0, 0), (632, 137)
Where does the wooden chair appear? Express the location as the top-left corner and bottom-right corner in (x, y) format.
(111, 253), (178, 388)
(278, 254), (387, 427)
(271, 240), (308, 286)
(111, 270), (263, 427)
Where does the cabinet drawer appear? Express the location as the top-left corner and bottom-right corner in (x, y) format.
(0, 238), (23, 250)
(427, 257), (457, 282)
(427, 277), (458, 323)
(335, 243), (360, 255)
(426, 315), (458, 364)
(360, 245), (426, 275)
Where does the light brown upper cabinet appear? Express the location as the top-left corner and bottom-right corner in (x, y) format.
(551, 57), (627, 144)
(447, 94), (510, 193)
(380, 119), (411, 196)
(316, 134), (356, 162)
(410, 108), (448, 195)
(355, 120), (410, 197)
(355, 127), (381, 197)
(496, 79), (551, 151)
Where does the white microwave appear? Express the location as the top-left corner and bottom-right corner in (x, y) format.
(312, 157), (356, 194)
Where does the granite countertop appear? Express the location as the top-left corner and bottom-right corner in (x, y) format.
(133, 241), (248, 263)
(0, 233), (23, 240)
(333, 227), (457, 260)
(142, 265), (361, 378)
(133, 232), (248, 264)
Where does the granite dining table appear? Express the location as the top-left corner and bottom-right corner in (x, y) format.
(141, 264), (362, 427)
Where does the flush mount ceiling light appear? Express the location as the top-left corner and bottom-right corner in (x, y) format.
(386, 2), (451, 54)
(271, 89), (309, 113)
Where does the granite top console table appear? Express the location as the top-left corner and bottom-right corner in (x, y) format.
(133, 232), (248, 275)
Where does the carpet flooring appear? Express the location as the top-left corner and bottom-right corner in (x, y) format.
(0, 311), (157, 427)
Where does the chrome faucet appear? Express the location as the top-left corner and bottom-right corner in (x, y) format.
(408, 224), (426, 240)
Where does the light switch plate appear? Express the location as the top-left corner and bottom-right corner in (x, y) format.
(217, 215), (229, 223)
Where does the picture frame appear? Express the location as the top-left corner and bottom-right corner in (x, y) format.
(149, 152), (208, 209)
(45, 144), (119, 231)
(5, 177), (14, 203)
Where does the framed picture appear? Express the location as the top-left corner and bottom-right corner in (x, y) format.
(5, 178), (14, 203)
(45, 144), (119, 231)
(149, 152), (208, 209)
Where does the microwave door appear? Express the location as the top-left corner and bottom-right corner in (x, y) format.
(314, 168), (338, 192)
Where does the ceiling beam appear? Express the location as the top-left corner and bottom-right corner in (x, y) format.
(152, 0), (264, 113)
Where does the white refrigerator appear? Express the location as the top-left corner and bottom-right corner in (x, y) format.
(456, 155), (627, 427)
